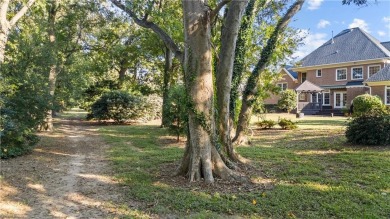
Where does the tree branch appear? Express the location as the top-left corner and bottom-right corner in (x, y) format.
(210, 0), (232, 21)
(110, 0), (183, 64)
(9, 0), (36, 27)
(0, 0), (10, 30)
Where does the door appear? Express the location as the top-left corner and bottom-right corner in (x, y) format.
(334, 92), (347, 108)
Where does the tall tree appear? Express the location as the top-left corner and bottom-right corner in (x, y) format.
(233, 0), (304, 144)
(0, 0), (36, 63)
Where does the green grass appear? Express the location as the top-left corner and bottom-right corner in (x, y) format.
(100, 115), (390, 218)
(57, 108), (88, 119)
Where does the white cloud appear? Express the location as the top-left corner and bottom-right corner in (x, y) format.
(307, 0), (324, 10)
(348, 18), (370, 33)
(317, 19), (330, 29)
(383, 16), (390, 29)
(293, 30), (328, 60)
(378, 31), (386, 37)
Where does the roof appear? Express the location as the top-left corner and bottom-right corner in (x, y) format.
(295, 80), (324, 92)
(381, 41), (390, 52)
(346, 81), (364, 87)
(286, 68), (298, 79)
(297, 28), (390, 68)
(365, 65), (390, 82)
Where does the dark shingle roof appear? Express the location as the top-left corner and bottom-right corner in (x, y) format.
(346, 81), (364, 86)
(286, 68), (298, 79)
(381, 42), (390, 52)
(365, 65), (390, 82)
(298, 28), (390, 67)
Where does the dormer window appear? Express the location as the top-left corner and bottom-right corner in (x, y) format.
(316, 69), (322, 77)
(352, 67), (363, 80)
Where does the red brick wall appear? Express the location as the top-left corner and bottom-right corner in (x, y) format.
(297, 63), (385, 86)
(264, 70), (298, 105)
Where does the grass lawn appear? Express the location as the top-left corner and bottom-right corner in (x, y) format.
(99, 114), (390, 218)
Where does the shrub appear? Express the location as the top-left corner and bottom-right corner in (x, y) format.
(277, 89), (297, 113)
(163, 85), (188, 141)
(89, 90), (152, 123)
(346, 113), (390, 146)
(352, 94), (385, 117)
(255, 119), (276, 129)
(278, 118), (298, 130)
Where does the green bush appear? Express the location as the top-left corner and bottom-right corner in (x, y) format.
(89, 90), (155, 123)
(278, 118), (298, 130)
(163, 85), (188, 140)
(277, 89), (297, 113)
(346, 113), (390, 146)
(255, 119), (276, 129)
(352, 94), (385, 117)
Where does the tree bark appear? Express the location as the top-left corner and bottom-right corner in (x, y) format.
(161, 46), (172, 127)
(216, 0), (248, 162)
(0, 31), (8, 63)
(118, 66), (127, 88)
(233, 0), (304, 144)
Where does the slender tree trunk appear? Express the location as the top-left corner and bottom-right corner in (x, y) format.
(233, 0), (304, 144)
(216, 0), (248, 162)
(161, 46), (172, 127)
(44, 1), (58, 131)
(118, 66), (127, 88)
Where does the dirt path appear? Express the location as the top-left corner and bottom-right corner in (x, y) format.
(0, 119), (136, 218)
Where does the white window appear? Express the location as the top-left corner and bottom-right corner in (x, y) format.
(351, 67), (363, 80)
(386, 86), (390, 105)
(368, 65), (381, 78)
(301, 72), (307, 83)
(316, 69), (322, 77)
(277, 83), (287, 91)
(323, 92), (330, 105)
(336, 68), (347, 81)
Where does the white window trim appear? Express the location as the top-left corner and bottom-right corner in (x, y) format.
(334, 92), (347, 108)
(335, 68), (347, 81)
(277, 82), (288, 91)
(385, 86), (390, 105)
(316, 69), (322, 77)
(351, 66), (364, 80)
(322, 92), (330, 106)
(301, 72), (307, 83)
(367, 65), (381, 79)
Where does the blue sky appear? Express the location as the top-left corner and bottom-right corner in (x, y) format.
(289, 0), (390, 60)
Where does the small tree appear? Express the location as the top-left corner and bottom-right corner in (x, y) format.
(278, 89), (297, 113)
(164, 85), (188, 142)
(352, 94), (385, 117)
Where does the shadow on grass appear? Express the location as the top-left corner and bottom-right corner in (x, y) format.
(100, 124), (390, 218)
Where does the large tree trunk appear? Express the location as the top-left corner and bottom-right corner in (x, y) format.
(44, 1), (58, 132)
(233, 0), (304, 144)
(216, 0), (248, 162)
(161, 46), (172, 127)
(175, 0), (241, 183)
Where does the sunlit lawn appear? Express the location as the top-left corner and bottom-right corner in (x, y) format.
(100, 114), (390, 218)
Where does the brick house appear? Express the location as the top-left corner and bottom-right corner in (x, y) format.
(266, 27), (390, 115)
